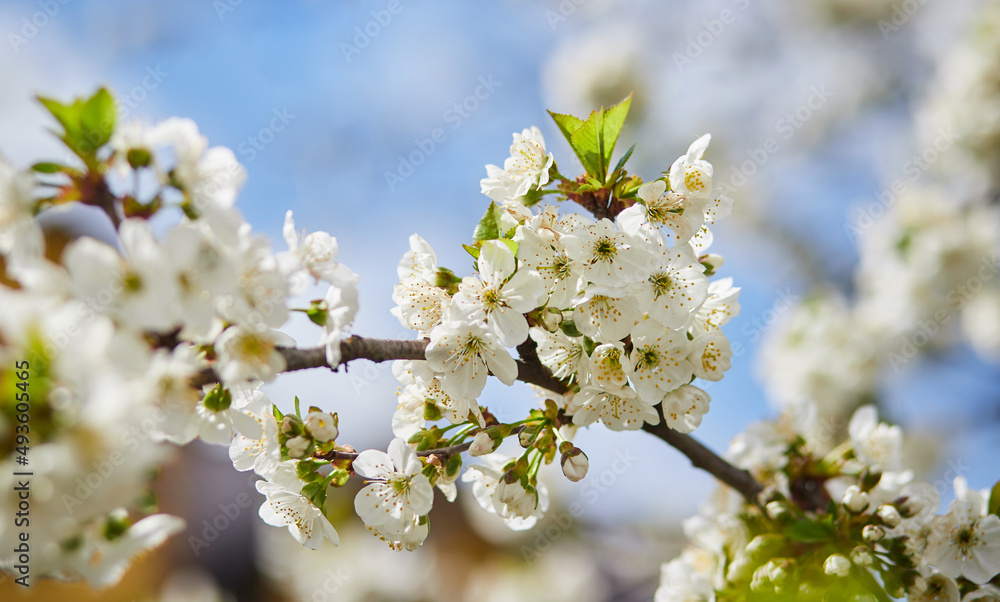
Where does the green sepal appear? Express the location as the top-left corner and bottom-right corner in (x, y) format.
(296, 459), (324, 482)
(559, 320), (583, 338)
(103, 513), (131, 541)
(445, 453), (463, 478)
(300, 481), (328, 510)
(329, 469), (350, 488)
(304, 300), (329, 327)
(423, 402), (442, 421)
(203, 384), (232, 412)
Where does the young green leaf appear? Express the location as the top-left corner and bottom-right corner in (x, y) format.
(31, 162), (64, 174)
(600, 94), (632, 174)
(548, 111), (585, 146)
(473, 201), (503, 242)
(611, 143), (636, 176)
(989, 479), (1000, 517)
(784, 519), (834, 543)
(80, 88), (116, 151)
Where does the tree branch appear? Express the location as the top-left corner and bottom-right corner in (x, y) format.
(191, 334), (764, 504)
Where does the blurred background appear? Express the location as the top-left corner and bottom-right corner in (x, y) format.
(1, 0), (999, 599)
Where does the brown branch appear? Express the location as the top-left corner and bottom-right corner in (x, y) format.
(190, 336), (428, 387)
(642, 406), (764, 504)
(191, 334), (764, 504)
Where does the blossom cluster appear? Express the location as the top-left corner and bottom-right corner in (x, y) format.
(657, 403), (1000, 601)
(380, 118), (740, 546)
(0, 90), (746, 582)
(0, 92), (359, 583)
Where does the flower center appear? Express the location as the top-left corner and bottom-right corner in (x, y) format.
(592, 237), (617, 263)
(481, 287), (502, 311)
(649, 272), (673, 298)
(635, 346), (659, 370)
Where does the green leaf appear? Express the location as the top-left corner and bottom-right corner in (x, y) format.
(36, 95), (83, 140)
(784, 519), (834, 543)
(569, 111), (603, 180)
(498, 238), (518, 258)
(80, 88), (116, 151)
(31, 162), (63, 174)
(462, 243), (481, 260)
(611, 143), (636, 176)
(473, 201), (503, 242)
(547, 111), (585, 145)
(294, 395), (302, 419)
(548, 94), (633, 184)
(600, 94), (632, 175)
(989, 480), (1000, 517)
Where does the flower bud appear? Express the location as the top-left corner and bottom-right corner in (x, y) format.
(726, 556), (754, 584)
(560, 448), (589, 482)
(765, 501), (792, 523)
(281, 415), (300, 435)
(745, 534), (784, 561)
(468, 431), (496, 457)
(286, 435), (311, 458)
(876, 504), (902, 528)
(518, 426), (537, 448)
(509, 485), (539, 518)
(497, 475), (527, 507)
(304, 411), (338, 442)
(896, 495), (925, 519)
(842, 485), (870, 514)
(750, 566), (771, 593)
(699, 253), (724, 276)
(862, 524), (885, 543)
(823, 554), (850, 577)
(850, 546), (873, 566)
(540, 309), (561, 332)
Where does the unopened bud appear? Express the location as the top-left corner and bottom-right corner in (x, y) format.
(305, 411), (338, 442)
(746, 534), (784, 561)
(560, 448), (589, 482)
(468, 431), (496, 457)
(863, 524), (885, 543)
(823, 554), (850, 577)
(877, 505), (902, 528)
(699, 253), (724, 276)
(286, 435), (311, 458)
(766, 501), (792, 523)
(897, 496), (925, 519)
(842, 485), (870, 514)
(850, 546), (873, 566)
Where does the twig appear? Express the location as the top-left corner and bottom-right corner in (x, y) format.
(192, 334), (765, 503)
